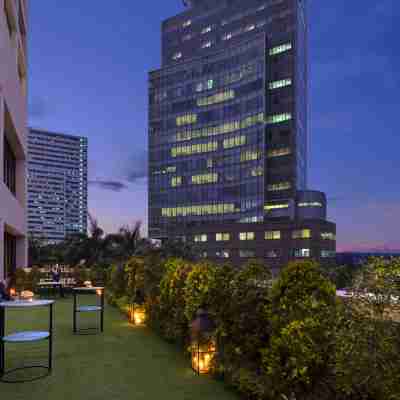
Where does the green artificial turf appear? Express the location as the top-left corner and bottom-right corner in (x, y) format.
(0, 299), (238, 400)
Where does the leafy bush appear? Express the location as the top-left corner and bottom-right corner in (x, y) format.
(261, 260), (337, 400)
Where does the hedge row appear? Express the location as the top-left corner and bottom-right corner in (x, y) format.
(105, 257), (400, 400)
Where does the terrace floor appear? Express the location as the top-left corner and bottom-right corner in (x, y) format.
(0, 299), (238, 400)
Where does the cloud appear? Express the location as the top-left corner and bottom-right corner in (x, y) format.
(126, 150), (148, 183)
(89, 180), (128, 192)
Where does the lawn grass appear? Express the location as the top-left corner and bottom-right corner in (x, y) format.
(1, 299), (239, 400)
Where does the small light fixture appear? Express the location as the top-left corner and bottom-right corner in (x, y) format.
(191, 309), (216, 375)
(129, 290), (146, 326)
(96, 289), (103, 297)
(9, 288), (17, 298)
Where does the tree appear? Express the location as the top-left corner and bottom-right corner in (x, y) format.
(335, 257), (400, 399)
(261, 260), (337, 400)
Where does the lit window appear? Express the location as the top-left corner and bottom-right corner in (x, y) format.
(191, 173), (218, 185)
(244, 24), (256, 32)
(264, 203), (289, 211)
(267, 147), (291, 158)
(222, 33), (233, 41)
(171, 176), (182, 187)
(171, 142), (218, 158)
(292, 229), (311, 239)
(266, 249), (281, 259)
(176, 114), (197, 126)
(292, 248), (311, 258)
(183, 19), (192, 28)
(265, 231), (281, 240)
(239, 232), (255, 241)
(240, 250), (256, 258)
(298, 202), (323, 208)
(269, 43), (292, 56)
(172, 52), (182, 60)
(201, 26), (212, 34)
(268, 182), (291, 192)
(216, 250), (230, 259)
(194, 234), (208, 243)
(216, 233), (230, 242)
(266, 113), (292, 124)
(321, 232), (336, 241)
(321, 250), (336, 258)
(162, 203), (235, 217)
(223, 135), (246, 149)
(269, 78), (292, 90)
(197, 90), (235, 107)
(201, 41), (212, 49)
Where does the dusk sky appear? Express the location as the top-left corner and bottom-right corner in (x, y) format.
(28, 1), (400, 252)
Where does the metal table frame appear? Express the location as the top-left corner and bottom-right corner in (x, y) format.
(0, 300), (54, 383)
(73, 288), (104, 335)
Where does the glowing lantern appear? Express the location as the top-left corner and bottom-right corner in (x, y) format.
(191, 309), (216, 375)
(96, 289), (103, 297)
(128, 304), (146, 326)
(9, 288), (17, 298)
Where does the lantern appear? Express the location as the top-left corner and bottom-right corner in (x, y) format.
(191, 309), (216, 375)
(96, 288), (103, 297)
(9, 287), (17, 298)
(128, 290), (146, 326)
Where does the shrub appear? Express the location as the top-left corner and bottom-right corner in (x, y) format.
(261, 260), (337, 400)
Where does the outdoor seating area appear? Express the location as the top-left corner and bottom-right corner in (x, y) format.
(0, 299), (237, 399)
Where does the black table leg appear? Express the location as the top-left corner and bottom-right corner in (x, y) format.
(0, 307), (5, 379)
(73, 291), (77, 334)
(100, 291), (104, 333)
(49, 303), (53, 372)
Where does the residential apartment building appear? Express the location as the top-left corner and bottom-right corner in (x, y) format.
(0, 0), (28, 279)
(27, 129), (88, 244)
(148, 0), (335, 270)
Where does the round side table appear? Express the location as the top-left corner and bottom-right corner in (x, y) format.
(0, 300), (54, 383)
(73, 287), (104, 335)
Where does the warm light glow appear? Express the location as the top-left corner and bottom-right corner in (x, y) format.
(129, 305), (146, 326)
(10, 288), (17, 297)
(191, 341), (216, 375)
(96, 289), (103, 297)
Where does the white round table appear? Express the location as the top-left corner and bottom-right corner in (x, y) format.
(0, 300), (54, 382)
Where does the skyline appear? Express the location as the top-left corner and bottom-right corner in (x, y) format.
(28, 0), (400, 252)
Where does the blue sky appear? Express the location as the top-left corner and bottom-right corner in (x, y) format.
(28, 0), (400, 252)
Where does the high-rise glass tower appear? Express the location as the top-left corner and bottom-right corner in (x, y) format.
(27, 129), (88, 244)
(148, 0), (335, 268)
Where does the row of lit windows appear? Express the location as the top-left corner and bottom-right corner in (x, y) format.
(223, 135), (246, 149)
(197, 90), (235, 107)
(176, 113), (198, 126)
(264, 203), (289, 211)
(161, 203), (236, 217)
(267, 182), (291, 192)
(171, 141), (218, 158)
(208, 249), (336, 259)
(269, 78), (292, 90)
(175, 112), (265, 142)
(192, 229), (333, 243)
(191, 173), (218, 185)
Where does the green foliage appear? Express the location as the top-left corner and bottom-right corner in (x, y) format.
(109, 263), (128, 298)
(261, 260), (337, 399)
(158, 258), (193, 342)
(335, 258), (400, 399)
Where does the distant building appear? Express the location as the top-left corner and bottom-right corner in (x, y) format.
(148, 0), (336, 270)
(0, 0), (29, 279)
(27, 129), (88, 244)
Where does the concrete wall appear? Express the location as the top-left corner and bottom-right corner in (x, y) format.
(0, 0), (28, 278)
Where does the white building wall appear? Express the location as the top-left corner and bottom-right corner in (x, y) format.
(0, 0), (28, 278)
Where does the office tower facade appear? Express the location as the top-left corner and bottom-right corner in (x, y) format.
(0, 0), (28, 279)
(148, 0), (335, 269)
(27, 129), (88, 244)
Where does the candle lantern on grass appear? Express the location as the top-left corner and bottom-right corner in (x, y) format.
(129, 290), (146, 326)
(191, 309), (216, 375)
